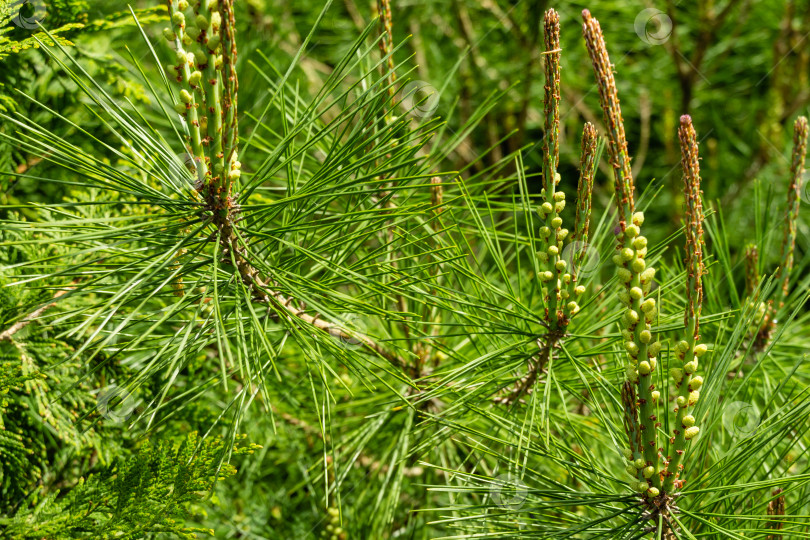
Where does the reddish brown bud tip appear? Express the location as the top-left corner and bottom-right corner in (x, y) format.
(582, 8), (635, 226)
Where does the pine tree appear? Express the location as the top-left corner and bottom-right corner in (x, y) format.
(1, 2), (809, 538)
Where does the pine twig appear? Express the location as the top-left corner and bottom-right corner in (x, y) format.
(776, 116), (808, 305)
(163, 0), (409, 370)
(377, 0), (396, 104)
(166, 0), (206, 183)
(662, 115), (707, 494)
(499, 9), (590, 406)
(752, 116), (807, 352)
(540, 8), (564, 327)
(536, 9), (588, 327)
(767, 488), (785, 540)
(583, 8), (662, 498)
(220, 0), (239, 166)
(573, 123), (597, 246)
(372, 0), (415, 368)
(744, 244), (760, 296)
(495, 339), (554, 405)
(414, 176), (446, 372)
(0, 287), (72, 341)
(560, 122), (597, 316)
(582, 9), (634, 229)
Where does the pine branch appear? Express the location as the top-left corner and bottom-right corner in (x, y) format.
(0, 286), (72, 341)
(540, 8), (564, 327)
(163, 0), (410, 370)
(220, 0), (238, 166)
(767, 488), (785, 540)
(743, 244), (760, 296)
(573, 122), (597, 246)
(749, 116), (806, 351)
(583, 8), (662, 499)
(662, 114), (707, 494)
(582, 9), (634, 229)
(377, 0), (396, 104)
(776, 116), (808, 304)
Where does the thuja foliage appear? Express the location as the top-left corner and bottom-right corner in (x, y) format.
(0, 0), (166, 109)
(3, 432), (258, 539)
(0, 234), (260, 537)
(1, 2), (810, 539)
(0, 0), (83, 62)
(1, 0), (168, 209)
